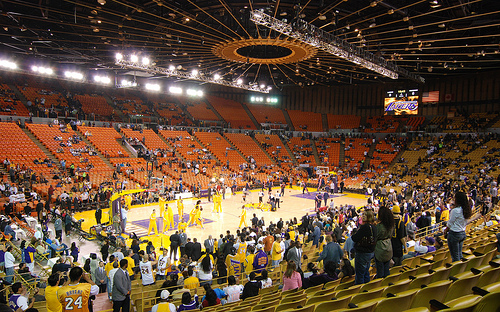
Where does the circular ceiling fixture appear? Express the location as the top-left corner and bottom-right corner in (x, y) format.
(213, 38), (317, 65)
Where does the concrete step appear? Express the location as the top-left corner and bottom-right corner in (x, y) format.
(22, 127), (62, 170)
(204, 98), (225, 125)
(75, 129), (115, 170)
(310, 138), (321, 166)
(279, 136), (299, 165)
(321, 113), (329, 131)
(221, 134), (249, 163)
(241, 103), (261, 130)
(250, 136), (276, 165)
(156, 131), (188, 163)
(282, 109), (295, 131)
(339, 140), (346, 167)
(364, 139), (378, 169)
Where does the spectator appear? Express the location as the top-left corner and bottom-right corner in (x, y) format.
(374, 206), (394, 279)
(45, 273), (62, 312)
(282, 260), (302, 292)
(151, 290), (176, 312)
(9, 282), (36, 311)
(177, 292), (198, 312)
(317, 235), (343, 266)
(5, 246), (16, 283)
(445, 191), (474, 262)
(352, 209), (377, 285)
(222, 275), (242, 303)
(241, 272), (261, 300)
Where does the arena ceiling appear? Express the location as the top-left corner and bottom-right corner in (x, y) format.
(0, 0), (499, 89)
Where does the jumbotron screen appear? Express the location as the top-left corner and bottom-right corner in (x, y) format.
(384, 89), (419, 115)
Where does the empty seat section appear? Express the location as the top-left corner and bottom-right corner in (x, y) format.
(224, 133), (273, 165)
(77, 126), (128, 158)
(184, 99), (219, 122)
(247, 104), (287, 128)
(287, 110), (323, 132)
(406, 116), (425, 131)
(286, 137), (317, 165)
(194, 132), (246, 170)
(17, 85), (67, 109)
(207, 96), (256, 129)
(254, 134), (294, 168)
(327, 114), (361, 130)
(365, 116), (404, 133)
(0, 84), (30, 117)
(344, 138), (370, 167)
(75, 94), (114, 118)
(121, 128), (169, 151)
(0, 123), (52, 175)
(371, 140), (400, 171)
(315, 138), (341, 167)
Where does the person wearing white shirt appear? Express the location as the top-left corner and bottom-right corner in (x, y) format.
(156, 249), (170, 280)
(121, 206), (128, 233)
(139, 255), (157, 286)
(9, 282), (35, 311)
(108, 261), (119, 299)
(223, 276), (243, 303)
(4, 246), (16, 283)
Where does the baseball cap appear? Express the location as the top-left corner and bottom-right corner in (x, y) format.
(161, 290), (170, 300)
(256, 243), (263, 249)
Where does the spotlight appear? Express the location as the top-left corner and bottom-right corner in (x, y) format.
(169, 86), (183, 94)
(236, 78), (243, 85)
(32, 66), (53, 75)
(115, 53), (123, 60)
(145, 83), (160, 91)
(142, 57), (150, 65)
(130, 55), (138, 63)
(260, 84), (265, 89)
(94, 75), (111, 84)
(187, 89), (203, 96)
(64, 71), (84, 80)
(169, 65), (176, 71)
(191, 69), (198, 76)
(213, 74), (221, 80)
(0, 60), (17, 70)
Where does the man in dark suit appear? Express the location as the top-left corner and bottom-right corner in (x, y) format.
(204, 235), (214, 254)
(192, 238), (202, 261)
(112, 259), (132, 312)
(251, 214), (258, 227)
(169, 231), (180, 260)
(185, 238), (194, 259)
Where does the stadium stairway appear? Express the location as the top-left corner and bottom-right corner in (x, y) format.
(310, 139), (322, 165)
(250, 136), (277, 166)
(103, 94), (127, 120)
(22, 128), (62, 170)
(282, 109), (295, 131)
(388, 148), (406, 168)
(156, 132), (189, 163)
(204, 97), (225, 124)
(7, 83), (29, 106)
(321, 113), (328, 131)
(221, 133), (250, 163)
(339, 140), (346, 167)
(485, 114), (500, 128)
(241, 103), (261, 129)
(280, 136), (299, 165)
(75, 129), (115, 169)
(364, 140), (377, 169)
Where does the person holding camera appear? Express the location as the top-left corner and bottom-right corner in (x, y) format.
(9, 282), (38, 312)
(46, 273), (64, 312)
(57, 267), (99, 312)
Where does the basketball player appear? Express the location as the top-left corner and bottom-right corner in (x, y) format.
(147, 209), (159, 236)
(163, 204), (174, 232)
(238, 205), (247, 229)
(194, 207), (204, 229)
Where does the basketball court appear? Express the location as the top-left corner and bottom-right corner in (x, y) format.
(73, 186), (368, 254)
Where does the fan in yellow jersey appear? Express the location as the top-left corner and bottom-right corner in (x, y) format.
(244, 245), (256, 274)
(163, 204), (174, 233)
(177, 199), (184, 221)
(238, 205), (247, 228)
(58, 267), (99, 312)
(194, 207), (204, 229)
(46, 273), (63, 312)
(187, 200), (201, 226)
(225, 247), (241, 278)
(147, 209), (159, 236)
(235, 237), (247, 263)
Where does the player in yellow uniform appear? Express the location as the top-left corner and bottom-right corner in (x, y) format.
(213, 193), (222, 213)
(194, 208), (204, 229)
(178, 218), (188, 232)
(147, 209), (159, 236)
(187, 201), (201, 226)
(177, 198), (184, 220)
(125, 195), (132, 209)
(58, 267), (99, 312)
(238, 205), (247, 228)
(158, 196), (166, 219)
(163, 204), (174, 232)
